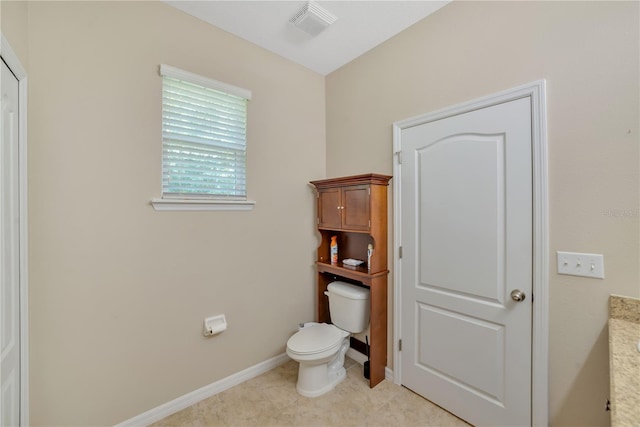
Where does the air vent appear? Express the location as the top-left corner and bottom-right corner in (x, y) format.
(289, 1), (337, 37)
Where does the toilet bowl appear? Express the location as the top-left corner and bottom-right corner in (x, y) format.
(286, 323), (350, 397)
(286, 281), (370, 397)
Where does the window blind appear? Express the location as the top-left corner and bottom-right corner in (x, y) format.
(161, 65), (250, 199)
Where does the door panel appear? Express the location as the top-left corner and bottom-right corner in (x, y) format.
(417, 304), (505, 403)
(418, 134), (505, 303)
(401, 97), (532, 427)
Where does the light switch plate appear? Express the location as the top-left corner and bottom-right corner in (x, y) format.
(557, 251), (605, 279)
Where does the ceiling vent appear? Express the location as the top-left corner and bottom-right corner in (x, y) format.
(289, 1), (337, 37)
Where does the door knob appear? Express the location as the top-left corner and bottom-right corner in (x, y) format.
(510, 289), (526, 302)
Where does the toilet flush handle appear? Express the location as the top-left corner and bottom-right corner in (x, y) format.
(324, 291), (330, 297)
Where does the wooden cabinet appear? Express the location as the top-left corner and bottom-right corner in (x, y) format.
(310, 173), (391, 388)
(317, 185), (370, 231)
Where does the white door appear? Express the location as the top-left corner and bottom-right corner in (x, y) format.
(1, 58), (21, 427)
(399, 97), (532, 427)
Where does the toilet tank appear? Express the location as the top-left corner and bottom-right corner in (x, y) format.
(326, 281), (370, 333)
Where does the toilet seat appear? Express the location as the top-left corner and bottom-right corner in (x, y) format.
(287, 323), (348, 356)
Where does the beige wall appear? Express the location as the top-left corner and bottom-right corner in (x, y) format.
(1, 0), (28, 67)
(3, 0), (639, 425)
(12, 1), (325, 425)
(326, 1), (639, 426)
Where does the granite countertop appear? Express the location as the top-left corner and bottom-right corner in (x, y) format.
(609, 295), (640, 427)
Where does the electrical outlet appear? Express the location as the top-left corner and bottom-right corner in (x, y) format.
(557, 251), (605, 279)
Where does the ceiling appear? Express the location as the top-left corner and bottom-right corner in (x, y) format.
(164, 1), (451, 75)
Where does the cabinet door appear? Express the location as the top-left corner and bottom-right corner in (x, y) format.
(342, 185), (370, 231)
(317, 188), (342, 229)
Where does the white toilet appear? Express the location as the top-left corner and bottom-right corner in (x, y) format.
(286, 281), (370, 397)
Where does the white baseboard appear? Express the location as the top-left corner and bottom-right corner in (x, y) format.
(345, 348), (394, 382)
(117, 350), (394, 426)
(114, 353), (290, 427)
(346, 347), (367, 365)
(385, 366), (393, 381)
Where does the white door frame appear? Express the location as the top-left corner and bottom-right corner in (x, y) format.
(392, 80), (548, 426)
(1, 34), (29, 427)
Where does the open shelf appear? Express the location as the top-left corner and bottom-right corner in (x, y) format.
(316, 261), (388, 283)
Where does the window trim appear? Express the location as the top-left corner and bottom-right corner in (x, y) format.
(160, 64), (252, 100)
(152, 65), (255, 211)
(150, 198), (255, 211)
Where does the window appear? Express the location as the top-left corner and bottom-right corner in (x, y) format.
(152, 65), (254, 211)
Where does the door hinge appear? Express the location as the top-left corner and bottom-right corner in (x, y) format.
(399, 246), (403, 259)
(368, 219), (371, 228)
(395, 151), (402, 164)
(399, 339), (402, 351)
(368, 187), (371, 196)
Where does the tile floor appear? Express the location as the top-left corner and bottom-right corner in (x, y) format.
(150, 357), (471, 427)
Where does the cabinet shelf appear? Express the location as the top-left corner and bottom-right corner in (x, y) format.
(317, 227), (371, 234)
(316, 261), (388, 283)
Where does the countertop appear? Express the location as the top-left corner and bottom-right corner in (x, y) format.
(609, 295), (640, 427)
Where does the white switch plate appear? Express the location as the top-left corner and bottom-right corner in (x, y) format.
(557, 251), (605, 279)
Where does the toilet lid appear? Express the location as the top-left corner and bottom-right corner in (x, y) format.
(287, 323), (346, 355)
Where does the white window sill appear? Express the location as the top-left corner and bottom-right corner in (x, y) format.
(151, 198), (256, 212)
